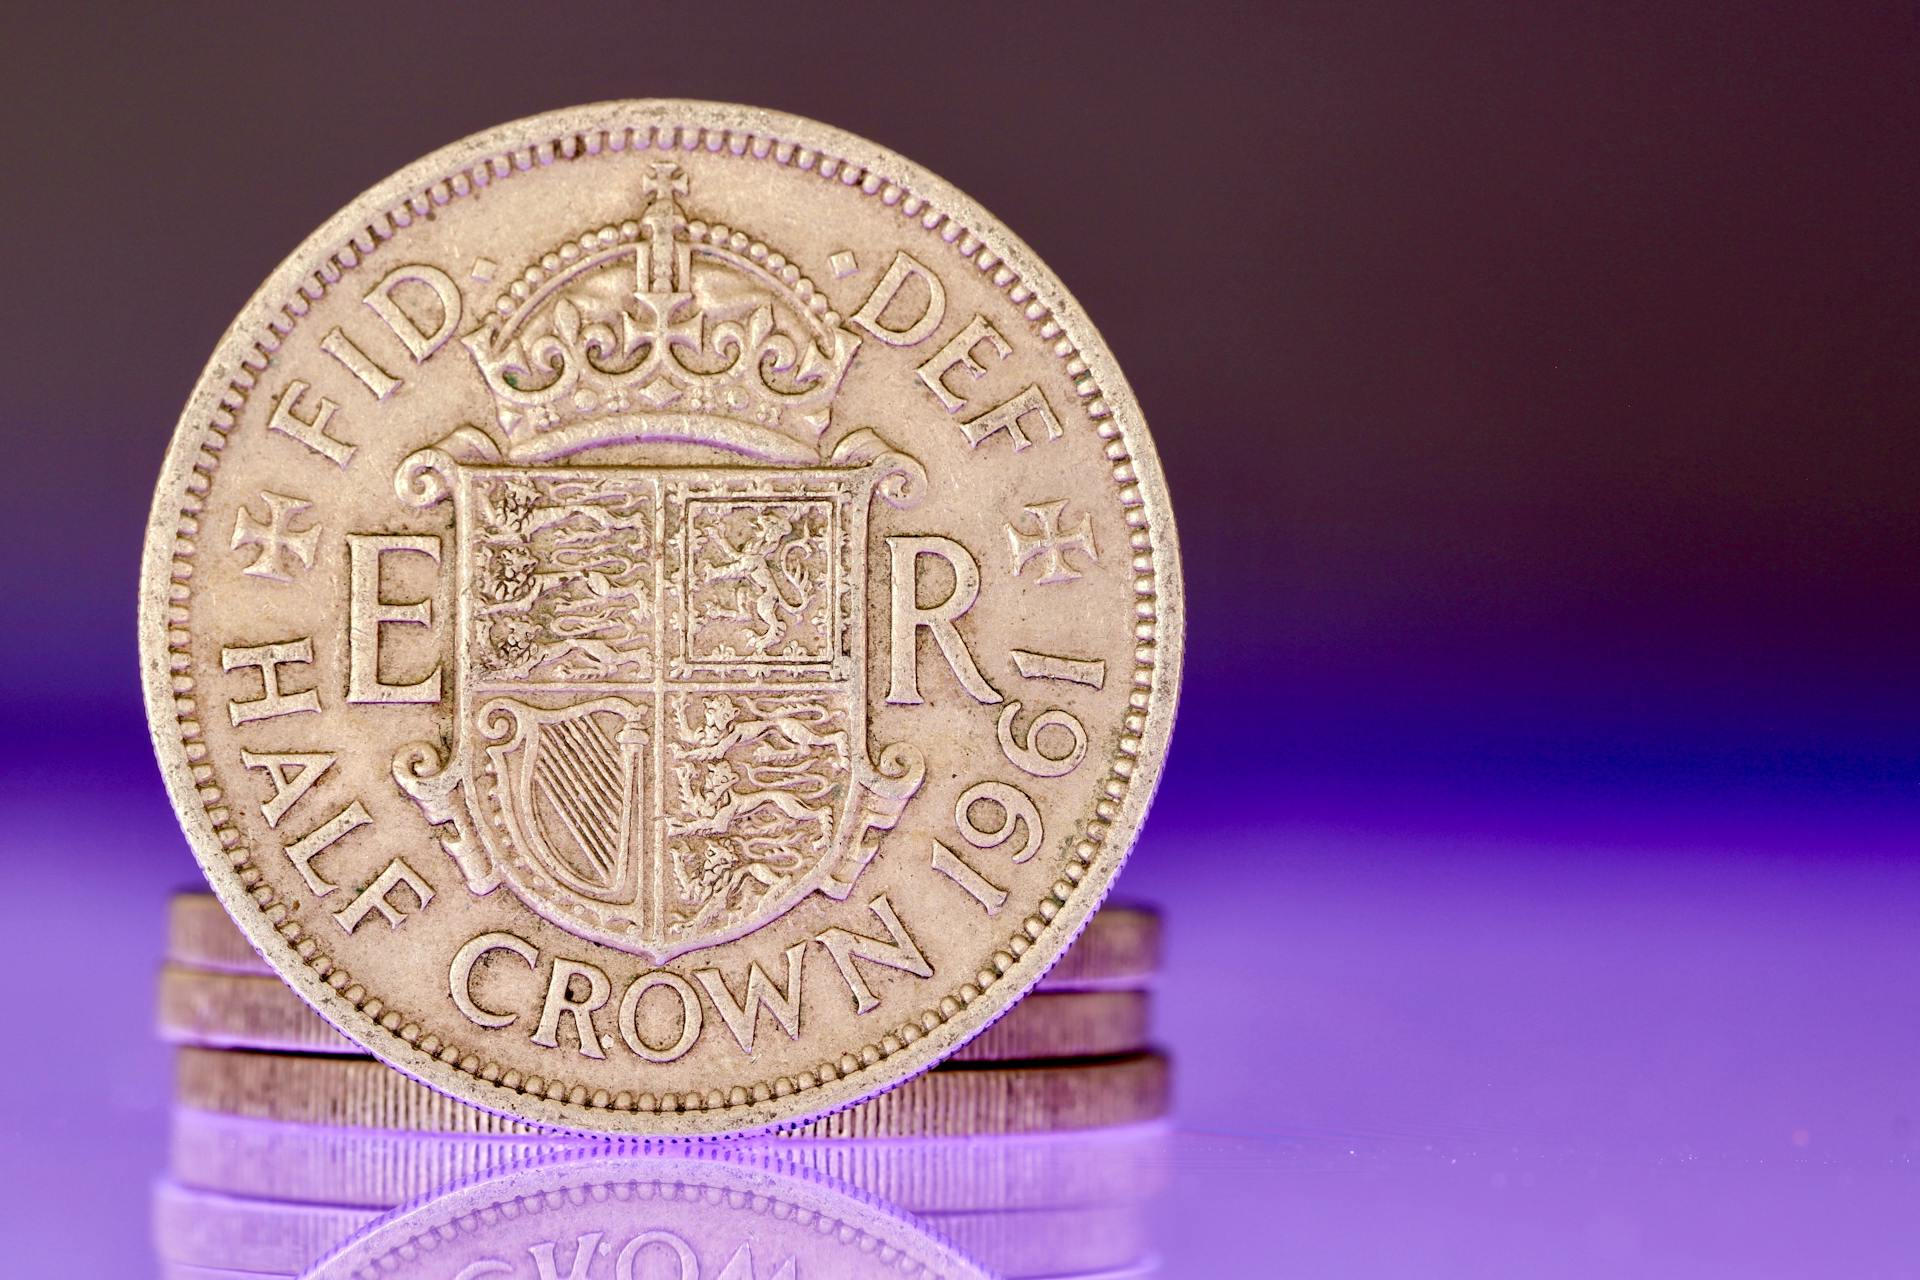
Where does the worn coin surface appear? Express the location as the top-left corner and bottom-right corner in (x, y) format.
(159, 965), (1151, 1061)
(173, 1046), (1170, 1137)
(141, 100), (1181, 1135)
(165, 891), (1163, 987)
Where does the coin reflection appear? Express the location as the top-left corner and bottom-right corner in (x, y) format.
(154, 1109), (1168, 1278)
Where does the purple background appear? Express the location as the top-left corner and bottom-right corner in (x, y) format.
(4, 5), (1917, 1274)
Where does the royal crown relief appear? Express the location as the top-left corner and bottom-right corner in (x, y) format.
(163, 108), (1172, 1136)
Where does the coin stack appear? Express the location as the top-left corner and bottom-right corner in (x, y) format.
(156, 892), (1169, 1277)
(143, 99), (1181, 1279)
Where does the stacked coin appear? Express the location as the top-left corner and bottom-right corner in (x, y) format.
(157, 893), (1168, 1276)
(143, 98), (1181, 1278)
(161, 892), (1160, 1065)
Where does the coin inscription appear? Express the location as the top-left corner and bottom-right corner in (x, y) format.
(142, 101), (1181, 1135)
(159, 965), (1150, 1062)
(165, 891), (1162, 988)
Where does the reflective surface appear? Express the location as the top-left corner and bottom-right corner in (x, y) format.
(155, 1126), (1169, 1277)
(7, 761), (1918, 1276)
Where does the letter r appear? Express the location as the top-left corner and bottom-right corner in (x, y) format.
(885, 536), (1001, 706)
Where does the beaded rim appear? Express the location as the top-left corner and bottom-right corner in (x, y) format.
(140, 100), (1183, 1136)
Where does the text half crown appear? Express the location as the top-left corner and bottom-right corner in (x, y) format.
(462, 162), (860, 463)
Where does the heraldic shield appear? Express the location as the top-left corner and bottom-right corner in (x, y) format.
(390, 162), (927, 962)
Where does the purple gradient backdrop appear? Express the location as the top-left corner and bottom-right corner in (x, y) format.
(4, 4), (1917, 1275)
